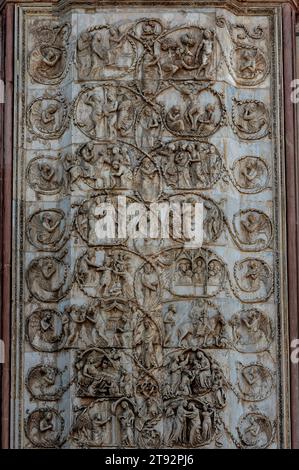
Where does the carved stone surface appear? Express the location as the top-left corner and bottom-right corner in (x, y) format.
(11, 3), (289, 449)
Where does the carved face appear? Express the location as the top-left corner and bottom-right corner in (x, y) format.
(81, 143), (94, 161)
(203, 30), (213, 40)
(102, 358), (109, 369)
(42, 213), (55, 227)
(39, 162), (54, 180)
(205, 104), (215, 113)
(87, 249), (96, 261)
(79, 31), (91, 43)
(180, 33), (195, 47)
(41, 260), (57, 279)
(171, 106), (180, 116)
(142, 21), (156, 36)
(45, 412), (53, 422)
(112, 160), (120, 170)
(41, 46), (61, 63)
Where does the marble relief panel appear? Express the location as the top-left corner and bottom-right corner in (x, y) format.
(11, 4), (287, 449)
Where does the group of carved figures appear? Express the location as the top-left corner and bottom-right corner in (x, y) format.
(28, 18), (269, 87)
(21, 13), (276, 449)
(27, 85), (270, 142)
(26, 142), (270, 199)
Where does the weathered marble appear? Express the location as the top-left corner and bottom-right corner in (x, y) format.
(9, 2), (290, 448)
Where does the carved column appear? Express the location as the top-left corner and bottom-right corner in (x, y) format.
(1, 0), (299, 449)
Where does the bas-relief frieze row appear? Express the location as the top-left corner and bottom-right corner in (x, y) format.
(27, 16), (270, 87)
(26, 88), (271, 142)
(14, 8), (283, 449)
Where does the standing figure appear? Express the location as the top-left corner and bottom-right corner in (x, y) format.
(77, 31), (93, 77)
(118, 401), (135, 447)
(196, 29), (214, 77)
(201, 405), (213, 442)
(140, 263), (158, 306)
(140, 107), (160, 148)
(164, 305), (176, 345)
(169, 400), (193, 445)
(103, 88), (118, 139)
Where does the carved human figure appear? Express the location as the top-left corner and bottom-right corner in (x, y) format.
(169, 353), (189, 395)
(83, 92), (104, 136)
(27, 257), (66, 302)
(39, 411), (54, 433)
(140, 263), (159, 306)
(136, 157), (160, 202)
(239, 157), (261, 188)
(28, 409), (63, 447)
(27, 365), (63, 400)
(236, 48), (265, 79)
(166, 106), (185, 132)
(230, 309), (272, 352)
(140, 107), (160, 148)
(97, 255), (114, 296)
(239, 364), (273, 400)
(92, 31), (109, 66)
(117, 94), (134, 136)
(140, 51), (160, 96)
(195, 29), (214, 77)
(204, 201), (221, 241)
(244, 260), (263, 291)
(77, 351), (119, 397)
(112, 252), (134, 298)
(197, 104), (216, 133)
(239, 211), (270, 244)
(108, 146), (132, 188)
(78, 249), (101, 285)
(160, 37), (180, 78)
(239, 102), (267, 134)
(211, 364), (227, 408)
(188, 403), (202, 445)
(201, 405), (213, 442)
(208, 260), (222, 285)
(134, 318), (159, 369)
(174, 146), (192, 187)
(29, 24), (70, 84)
(31, 100), (61, 134)
(192, 303), (210, 344)
(107, 26), (127, 65)
(119, 369), (133, 397)
(64, 306), (88, 348)
(36, 211), (63, 245)
(38, 160), (56, 184)
(92, 412), (111, 444)
(90, 308), (107, 346)
(179, 32), (195, 64)
(169, 400), (193, 445)
(179, 368), (193, 396)
(114, 313), (131, 347)
(176, 259), (193, 285)
(38, 311), (61, 346)
(164, 305), (176, 345)
(118, 401), (135, 446)
(77, 31), (93, 77)
(103, 87), (118, 139)
(192, 351), (211, 390)
(243, 415), (261, 446)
